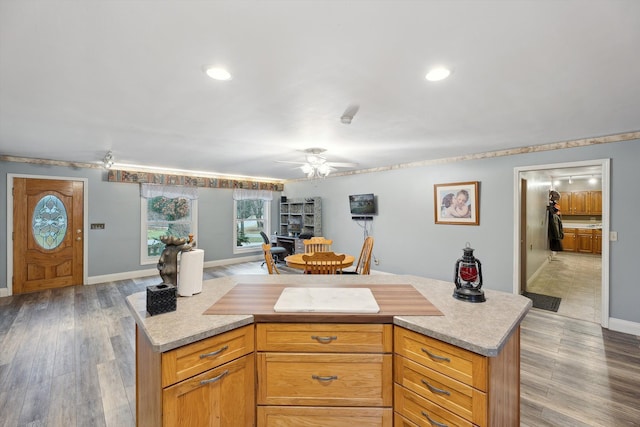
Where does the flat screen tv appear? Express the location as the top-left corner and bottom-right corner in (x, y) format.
(349, 193), (376, 216)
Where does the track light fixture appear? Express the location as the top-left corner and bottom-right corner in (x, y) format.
(103, 151), (114, 169)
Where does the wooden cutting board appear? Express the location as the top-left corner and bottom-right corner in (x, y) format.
(204, 283), (443, 323)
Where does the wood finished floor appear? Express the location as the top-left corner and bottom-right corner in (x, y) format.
(1, 261), (638, 427)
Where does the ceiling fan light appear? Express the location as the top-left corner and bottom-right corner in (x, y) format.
(306, 154), (323, 165)
(301, 164), (313, 174)
(425, 67), (451, 82)
(317, 164), (331, 176)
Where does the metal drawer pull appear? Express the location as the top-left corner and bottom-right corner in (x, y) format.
(421, 379), (451, 396)
(311, 335), (337, 343)
(421, 347), (451, 362)
(421, 411), (449, 427)
(199, 345), (229, 359)
(312, 375), (338, 382)
(200, 370), (229, 385)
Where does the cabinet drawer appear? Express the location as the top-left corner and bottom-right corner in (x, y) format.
(395, 355), (486, 425)
(161, 325), (254, 387)
(394, 413), (420, 427)
(257, 352), (392, 407)
(394, 327), (487, 391)
(394, 384), (473, 427)
(257, 406), (392, 427)
(257, 323), (393, 353)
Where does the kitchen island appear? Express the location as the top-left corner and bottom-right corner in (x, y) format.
(127, 274), (531, 426)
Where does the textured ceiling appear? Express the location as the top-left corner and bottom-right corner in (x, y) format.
(1, 0), (639, 180)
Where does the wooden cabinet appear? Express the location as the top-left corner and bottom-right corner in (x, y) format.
(162, 354), (255, 427)
(562, 228), (577, 252)
(569, 191), (589, 215)
(594, 229), (602, 254)
(256, 323), (393, 426)
(258, 406), (393, 426)
(279, 197), (322, 237)
(136, 325), (255, 427)
(561, 228), (601, 254)
(589, 191), (603, 215)
(576, 230), (594, 253)
(562, 191), (602, 215)
(394, 326), (521, 427)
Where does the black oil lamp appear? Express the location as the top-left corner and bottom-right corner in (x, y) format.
(453, 242), (485, 303)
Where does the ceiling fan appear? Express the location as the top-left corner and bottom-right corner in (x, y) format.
(277, 148), (358, 179)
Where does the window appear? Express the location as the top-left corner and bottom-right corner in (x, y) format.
(140, 185), (198, 265)
(233, 189), (273, 253)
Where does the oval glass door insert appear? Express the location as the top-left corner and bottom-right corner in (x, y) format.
(32, 195), (67, 249)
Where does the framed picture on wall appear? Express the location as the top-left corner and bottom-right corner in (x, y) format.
(434, 181), (480, 225)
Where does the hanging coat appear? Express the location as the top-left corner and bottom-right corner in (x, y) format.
(548, 205), (564, 251)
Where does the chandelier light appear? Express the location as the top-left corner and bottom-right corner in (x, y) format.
(301, 154), (332, 179)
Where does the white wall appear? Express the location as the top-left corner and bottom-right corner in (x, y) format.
(283, 139), (640, 328)
(2, 139), (639, 331)
(522, 171), (554, 284)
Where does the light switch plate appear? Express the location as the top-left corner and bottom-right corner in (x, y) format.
(610, 231), (618, 241)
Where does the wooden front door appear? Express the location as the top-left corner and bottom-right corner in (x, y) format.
(13, 178), (84, 294)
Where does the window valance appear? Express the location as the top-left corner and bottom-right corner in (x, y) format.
(232, 189), (274, 201)
(140, 183), (199, 200)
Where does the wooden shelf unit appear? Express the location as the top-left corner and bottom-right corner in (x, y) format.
(279, 197), (322, 237)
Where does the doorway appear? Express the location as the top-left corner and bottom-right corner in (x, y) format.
(6, 174), (88, 295)
(513, 159), (610, 327)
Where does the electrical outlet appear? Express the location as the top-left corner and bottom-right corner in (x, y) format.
(610, 231), (618, 241)
(374, 258), (379, 265)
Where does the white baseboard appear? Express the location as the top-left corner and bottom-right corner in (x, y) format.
(608, 317), (640, 337)
(87, 254), (262, 285)
(88, 267), (158, 285)
(526, 255), (551, 287)
(0, 288), (9, 297)
(369, 269), (394, 275)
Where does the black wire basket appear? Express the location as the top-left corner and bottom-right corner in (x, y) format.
(146, 283), (177, 316)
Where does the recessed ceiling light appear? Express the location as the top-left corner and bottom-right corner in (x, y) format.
(425, 67), (451, 82)
(205, 67), (232, 81)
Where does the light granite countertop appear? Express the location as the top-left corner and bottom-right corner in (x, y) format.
(562, 221), (602, 229)
(126, 274), (531, 357)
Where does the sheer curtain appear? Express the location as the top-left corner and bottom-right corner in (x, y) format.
(232, 189), (273, 201)
(140, 183), (199, 200)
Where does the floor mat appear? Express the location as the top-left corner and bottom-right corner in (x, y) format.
(522, 292), (561, 312)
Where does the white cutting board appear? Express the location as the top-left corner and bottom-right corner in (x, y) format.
(273, 287), (380, 313)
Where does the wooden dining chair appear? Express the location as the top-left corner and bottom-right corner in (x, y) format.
(302, 251), (345, 275)
(262, 243), (280, 275)
(343, 236), (375, 275)
(303, 237), (333, 253)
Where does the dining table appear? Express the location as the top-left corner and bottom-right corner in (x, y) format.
(284, 252), (355, 271)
